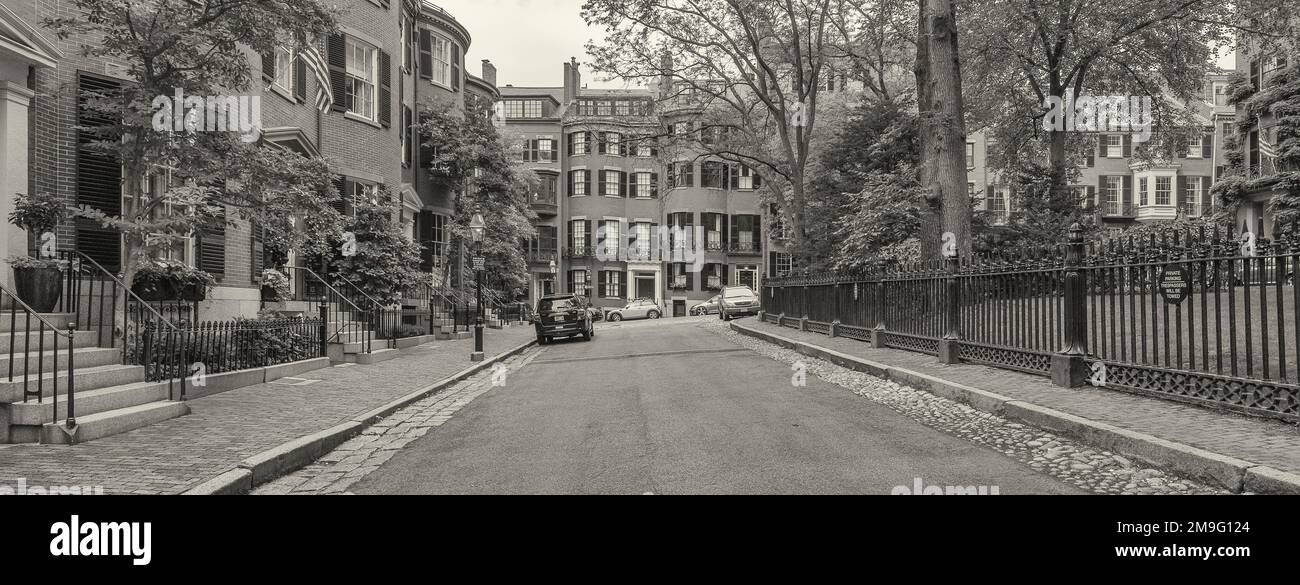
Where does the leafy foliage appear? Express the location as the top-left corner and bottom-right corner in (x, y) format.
(324, 186), (424, 306)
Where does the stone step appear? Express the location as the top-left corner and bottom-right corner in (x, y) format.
(0, 329), (100, 353)
(347, 348), (400, 365)
(0, 364), (146, 404)
(41, 401), (190, 445)
(8, 380), (171, 426)
(0, 312), (77, 333)
(0, 347), (121, 378)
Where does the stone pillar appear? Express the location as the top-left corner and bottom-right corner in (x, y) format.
(0, 81), (35, 289)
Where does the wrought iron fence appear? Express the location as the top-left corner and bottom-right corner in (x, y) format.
(134, 318), (324, 381)
(763, 223), (1300, 422)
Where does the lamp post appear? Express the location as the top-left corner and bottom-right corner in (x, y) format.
(470, 213), (486, 362)
(549, 259), (557, 294)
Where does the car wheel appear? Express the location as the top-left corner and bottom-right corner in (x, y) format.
(582, 326), (592, 341)
(648, 310), (660, 319)
(536, 336), (547, 345)
(610, 314), (622, 322)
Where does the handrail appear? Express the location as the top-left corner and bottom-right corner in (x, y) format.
(74, 252), (180, 332)
(286, 266), (370, 314)
(333, 272), (385, 309)
(0, 280), (74, 337)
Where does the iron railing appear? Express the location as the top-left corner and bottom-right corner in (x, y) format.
(161, 318), (324, 377)
(764, 222), (1300, 422)
(1, 278), (78, 429)
(285, 266), (374, 354)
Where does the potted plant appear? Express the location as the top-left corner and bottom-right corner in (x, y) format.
(260, 268), (291, 302)
(131, 258), (215, 301)
(6, 193), (67, 312)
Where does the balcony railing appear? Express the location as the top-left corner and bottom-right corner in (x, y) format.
(526, 249), (559, 263)
(727, 241), (762, 255)
(566, 246), (595, 259)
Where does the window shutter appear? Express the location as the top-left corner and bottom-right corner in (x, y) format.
(685, 269), (693, 292)
(1084, 146), (1095, 167)
(729, 165), (739, 189)
(251, 222), (265, 282)
(1087, 186), (1096, 208)
(379, 50), (392, 127)
(567, 133), (574, 156)
(598, 171), (607, 196)
(585, 172), (592, 197)
(567, 171), (574, 196)
(418, 29), (432, 80)
(621, 271), (629, 299)
(721, 265), (730, 286)
(1122, 135), (1132, 158)
(294, 54), (307, 101)
(1173, 176), (1182, 208)
(1203, 133), (1213, 159)
(667, 163), (675, 189)
(752, 214), (761, 249)
(404, 106), (414, 163)
(75, 73), (124, 272)
(327, 33), (348, 112)
(729, 215), (739, 248)
(197, 207), (226, 279)
(261, 52), (275, 83)
(650, 172), (659, 198)
(1122, 175), (1133, 208)
(769, 252), (777, 276)
(620, 171), (628, 197)
(451, 43), (461, 91)
(331, 176), (348, 213)
(584, 220), (592, 249)
(752, 170), (761, 188)
(597, 132), (607, 154)
(598, 271), (607, 297)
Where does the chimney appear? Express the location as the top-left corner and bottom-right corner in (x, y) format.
(563, 57), (582, 103)
(481, 59), (497, 87)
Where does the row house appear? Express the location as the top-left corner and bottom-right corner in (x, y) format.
(1232, 33), (1296, 237)
(969, 71), (1237, 237)
(7, 0), (496, 318)
(500, 59), (774, 316)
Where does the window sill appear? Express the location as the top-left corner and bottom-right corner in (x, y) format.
(345, 111), (382, 128)
(270, 84), (298, 103)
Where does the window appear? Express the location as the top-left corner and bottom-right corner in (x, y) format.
(615, 101), (631, 116)
(604, 271), (621, 298)
(737, 166), (755, 190)
(968, 183), (975, 200)
(273, 47), (294, 93)
(522, 138), (554, 162)
(965, 143), (975, 168)
(706, 214), (723, 250)
(346, 38), (377, 120)
(535, 174), (558, 203)
(1213, 82), (1228, 107)
(571, 132), (588, 156)
(635, 137), (653, 158)
(503, 100), (543, 119)
(402, 105), (413, 167)
(604, 170), (621, 196)
(570, 270), (588, 296)
(1187, 134), (1203, 158)
(601, 220), (621, 255)
(774, 253), (792, 277)
(570, 219), (588, 249)
(702, 162), (724, 189)
(1106, 177), (1124, 212)
(597, 101), (613, 116)
(634, 172), (653, 198)
(673, 162), (694, 188)
(570, 170), (589, 196)
(1137, 177), (1147, 206)
(352, 181), (377, 208)
(1106, 134), (1123, 158)
(1184, 177), (1204, 216)
(430, 35), (451, 87)
(1155, 176), (1171, 205)
(606, 132), (622, 156)
(988, 188), (1007, 219)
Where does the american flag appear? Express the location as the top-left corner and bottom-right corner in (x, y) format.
(300, 42), (333, 113)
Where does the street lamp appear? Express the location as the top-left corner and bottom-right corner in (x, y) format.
(549, 259), (557, 293)
(469, 213), (486, 362)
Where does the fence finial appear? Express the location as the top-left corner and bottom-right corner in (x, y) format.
(1068, 222), (1083, 243)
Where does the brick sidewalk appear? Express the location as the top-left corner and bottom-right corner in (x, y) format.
(0, 326), (534, 494)
(737, 319), (1300, 477)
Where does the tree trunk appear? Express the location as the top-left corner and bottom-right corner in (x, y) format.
(925, 0), (971, 258)
(913, 0), (941, 261)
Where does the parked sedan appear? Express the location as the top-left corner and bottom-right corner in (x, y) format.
(718, 286), (760, 321)
(605, 298), (662, 322)
(690, 295), (721, 316)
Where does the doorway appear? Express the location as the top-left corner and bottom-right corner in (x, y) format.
(636, 275), (656, 300)
(673, 300), (686, 317)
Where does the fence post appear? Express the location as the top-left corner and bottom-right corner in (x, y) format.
(318, 301), (328, 359)
(870, 261), (887, 348)
(938, 252), (961, 364)
(1052, 223), (1089, 387)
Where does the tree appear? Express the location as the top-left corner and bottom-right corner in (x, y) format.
(962, 0), (1298, 203)
(583, 0), (838, 264)
(419, 94), (537, 294)
(325, 186), (424, 306)
(914, 0), (971, 258)
(45, 0), (340, 329)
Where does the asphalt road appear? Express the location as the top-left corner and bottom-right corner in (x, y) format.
(352, 317), (1084, 494)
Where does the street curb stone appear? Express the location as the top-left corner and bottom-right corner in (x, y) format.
(180, 337), (537, 495)
(730, 321), (1300, 495)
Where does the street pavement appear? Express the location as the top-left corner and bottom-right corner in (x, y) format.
(270, 316), (1093, 494)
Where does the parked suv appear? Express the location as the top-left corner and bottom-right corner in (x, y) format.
(605, 298), (662, 322)
(535, 293), (594, 344)
(718, 286), (760, 321)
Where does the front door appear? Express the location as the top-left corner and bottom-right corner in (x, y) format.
(542, 278), (554, 296)
(737, 265), (758, 291)
(636, 276), (655, 300)
(673, 300), (686, 317)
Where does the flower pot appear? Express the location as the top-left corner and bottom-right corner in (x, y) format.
(178, 283), (207, 302)
(12, 266), (63, 313)
(132, 279), (177, 301)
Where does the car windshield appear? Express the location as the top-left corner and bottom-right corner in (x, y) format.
(724, 288), (754, 299)
(539, 298), (575, 312)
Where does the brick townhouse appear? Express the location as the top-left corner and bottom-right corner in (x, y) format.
(3, 0), (495, 318)
(1231, 30), (1297, 237)
(968, 71), (1238, 236)
(501, 59), (778, 316)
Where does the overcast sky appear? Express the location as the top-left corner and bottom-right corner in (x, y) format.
(434, 0), (631, 89)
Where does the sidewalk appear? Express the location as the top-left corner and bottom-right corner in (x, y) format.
(731, 318), (1300, 493)
(0, 326), (535, 495)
